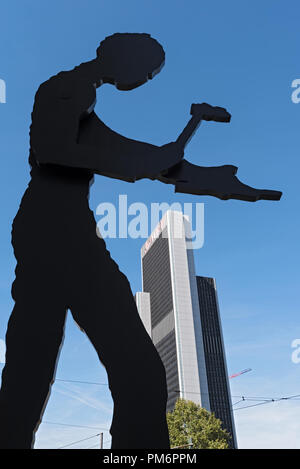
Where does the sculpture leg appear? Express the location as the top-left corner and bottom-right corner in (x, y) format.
(0, 266), (67, 449)
(69, 239), (169, 449)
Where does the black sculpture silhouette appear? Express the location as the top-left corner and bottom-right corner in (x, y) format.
(159, 103), (282, 201)
(0, 33), (281, 450)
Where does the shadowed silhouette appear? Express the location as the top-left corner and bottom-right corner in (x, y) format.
(0, 33), (281, 450)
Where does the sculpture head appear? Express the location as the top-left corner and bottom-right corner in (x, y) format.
(96, 33), (165, 90)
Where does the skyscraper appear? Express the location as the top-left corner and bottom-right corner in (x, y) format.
(136, 210), (237, 447)
(196, 275), (237, 447)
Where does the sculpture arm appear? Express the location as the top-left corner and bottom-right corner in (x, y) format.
(157, 159), (282, 202)
(32, 110), (184, 182)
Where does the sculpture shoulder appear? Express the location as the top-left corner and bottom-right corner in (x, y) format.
(35, 72), (76, 101)
(30, 70), (96, 155)
(34, 69), (96, 115)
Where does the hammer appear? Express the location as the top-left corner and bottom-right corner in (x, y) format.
(176, 103), (231, 149)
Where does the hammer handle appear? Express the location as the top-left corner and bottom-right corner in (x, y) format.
(176, 114), (202, 149)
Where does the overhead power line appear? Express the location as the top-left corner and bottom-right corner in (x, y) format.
(233, 393), (300, 411)
(53, 392), (300, 449)
(55, 379), (300, 404)
(232, 398), (245, 407)
(86, 443), (100, 449)
(56, 378), (109, 387)
(42, 421), (109, 431)
(59, 435), (111, 450)
(57, 433), (101, 449)
(3, 370), (300, 405)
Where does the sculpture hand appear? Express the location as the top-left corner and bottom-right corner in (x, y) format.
(160, 160), (282, 202)
(160, 141), (184, 162)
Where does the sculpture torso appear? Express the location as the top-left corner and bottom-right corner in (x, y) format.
(14, 70), (98, 248)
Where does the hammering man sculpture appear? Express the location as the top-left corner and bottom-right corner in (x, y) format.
(0, 33), (281, 449)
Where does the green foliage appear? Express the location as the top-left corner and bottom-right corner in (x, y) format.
(167, 399), (230, 449)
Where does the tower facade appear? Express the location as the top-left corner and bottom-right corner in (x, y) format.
(196, 276), (237, 447)
(136, 210), (237, 447)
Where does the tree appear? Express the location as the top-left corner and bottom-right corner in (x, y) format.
(167, 399), (230, 449)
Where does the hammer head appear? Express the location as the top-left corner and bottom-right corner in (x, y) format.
(191, 103), (231, 122)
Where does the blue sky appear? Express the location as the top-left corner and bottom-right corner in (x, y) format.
(0, 0), (299, 449)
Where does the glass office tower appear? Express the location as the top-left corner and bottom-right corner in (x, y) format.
(136, 210), (237, 447)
